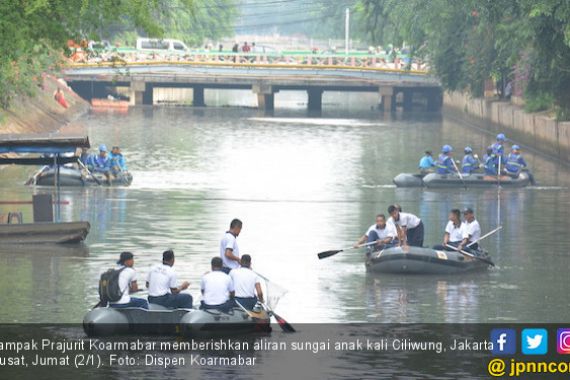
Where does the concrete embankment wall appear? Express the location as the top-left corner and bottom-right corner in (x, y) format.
(443, 91), (570, 163)
(0, 74), (89, 135)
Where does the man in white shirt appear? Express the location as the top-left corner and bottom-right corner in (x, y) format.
(388, 205), (424, 247)
(433, 209), (466, 251)
(200, 257), (235, 312)
(229, 255), (264, 310)
(146, 249), (192, 309)
(109, 252), (149, 309)
(458, 208), (482, 252)
(220, 218), (242, 274)
(354, 214), (398, 252)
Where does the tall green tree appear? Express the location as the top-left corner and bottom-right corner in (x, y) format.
(348, 0), (570, 119)
(0, 0), (236, 109)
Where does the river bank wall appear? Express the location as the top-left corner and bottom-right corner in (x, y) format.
(443, 91), (570, 163)
(0, 75), (89, 135)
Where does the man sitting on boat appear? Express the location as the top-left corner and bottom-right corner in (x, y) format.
(109, 252), (149, 309)
(388, 205), (424, 247)
(146, 249), (193, 309)
(354, 214), (398, 253)
(433, 209), (465, 251)
(461, 146), (481, 174)
(229, 255), (264, 310)
(504, 145), (527, 177)
(200, 257), (235, 312)
(492, 133), (506, 159)
(435, 145), (456, 174)
(418, 151), (435, 174)
(457, 208), (481, 253)
(109, 146), (128, 175)
(483, 146), (498, 175)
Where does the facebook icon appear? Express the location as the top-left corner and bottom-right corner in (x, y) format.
(491, 328), (517, 355)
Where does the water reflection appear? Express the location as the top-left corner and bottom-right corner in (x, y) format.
(0, 97), (568, 324)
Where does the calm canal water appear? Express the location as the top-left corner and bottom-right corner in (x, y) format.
(0, 92), (569, 324)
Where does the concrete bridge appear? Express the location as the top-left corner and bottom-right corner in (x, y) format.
(63, 62), (442, 112)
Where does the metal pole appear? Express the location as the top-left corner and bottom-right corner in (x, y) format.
(345, 8), (350, 55)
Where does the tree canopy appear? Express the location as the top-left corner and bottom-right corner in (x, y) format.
(349, 0), (570, 119)
(0, 0), (236, 109)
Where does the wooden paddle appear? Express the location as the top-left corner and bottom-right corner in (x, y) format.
(260, 302), (295, 333)
(445, 244), (495, 266)
(77, 159), (102, 186)
(317, 241), (377, 259)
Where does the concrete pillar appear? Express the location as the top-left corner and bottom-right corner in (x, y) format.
(403, 90), (413, 112)
(253, 84), (276, 112)
(307, 88), (323, 111)
(142, 84), (153, 105)
(426, 88), (443, 112)
(257, 93), (274, 111)
(379, 87), (394, 112)
(129, 80), (153, 106)
(193, 85), (205, 107)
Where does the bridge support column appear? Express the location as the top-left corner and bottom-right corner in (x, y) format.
(253, 84), (275, 112)
(426, 88), (442, 112)
(130, 81), (153, 105)
(307, 88), (323, 112)
(379, 87), (394, 112)
(193, 85), (205, 107)
(403, 89), (413, 112)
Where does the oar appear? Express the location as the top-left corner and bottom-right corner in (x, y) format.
(445, 244), (495, 266)
(77, 159), (102, 186)
(25, 165), (49, 185)
(466, 226), (502, 248)
(260, 302), (295, 333)
(451, 159), (467, 190)
(318, 241), (377, 259)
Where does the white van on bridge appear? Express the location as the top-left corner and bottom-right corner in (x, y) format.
(136, 38), (189, 53)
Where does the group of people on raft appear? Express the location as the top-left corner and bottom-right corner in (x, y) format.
(80, 144), (128, 178)
(103, 219), (265, 313)
(418, 133), (528, 177)
(355, 204), (482, 255)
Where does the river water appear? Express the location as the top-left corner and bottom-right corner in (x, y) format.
(0, 91), (569, 325)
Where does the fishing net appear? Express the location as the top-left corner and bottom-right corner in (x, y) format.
(257, 273), (288, 310)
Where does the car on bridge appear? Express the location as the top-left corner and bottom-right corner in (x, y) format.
(136, 38), (189, 53)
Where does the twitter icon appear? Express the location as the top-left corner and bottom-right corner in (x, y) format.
(522, 329), (548, 355)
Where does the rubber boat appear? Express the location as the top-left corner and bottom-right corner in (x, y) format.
(393, 172), (530, 188)
(365, 246), (492, 275)
(83, 305), (270, 337)
(33, 166), (133, 187)
(180, 307), (271, 338)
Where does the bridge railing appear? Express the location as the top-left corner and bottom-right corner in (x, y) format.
(68, 49), (429, 73)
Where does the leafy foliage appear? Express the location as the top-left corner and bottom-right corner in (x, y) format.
(0, 0), (236, 109)
(349, 0), (570, 119)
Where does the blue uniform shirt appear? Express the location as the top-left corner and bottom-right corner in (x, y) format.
(109, 152), (128, 172)
(491, 142), (505, 159)
(419, 155), (435, 169)
(461, 154), (480, 174)
(435, 154), (455, 174)
(483, 154), (497, 175)
(93, 155), (111, 173)
(505, 153), (527, 175)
